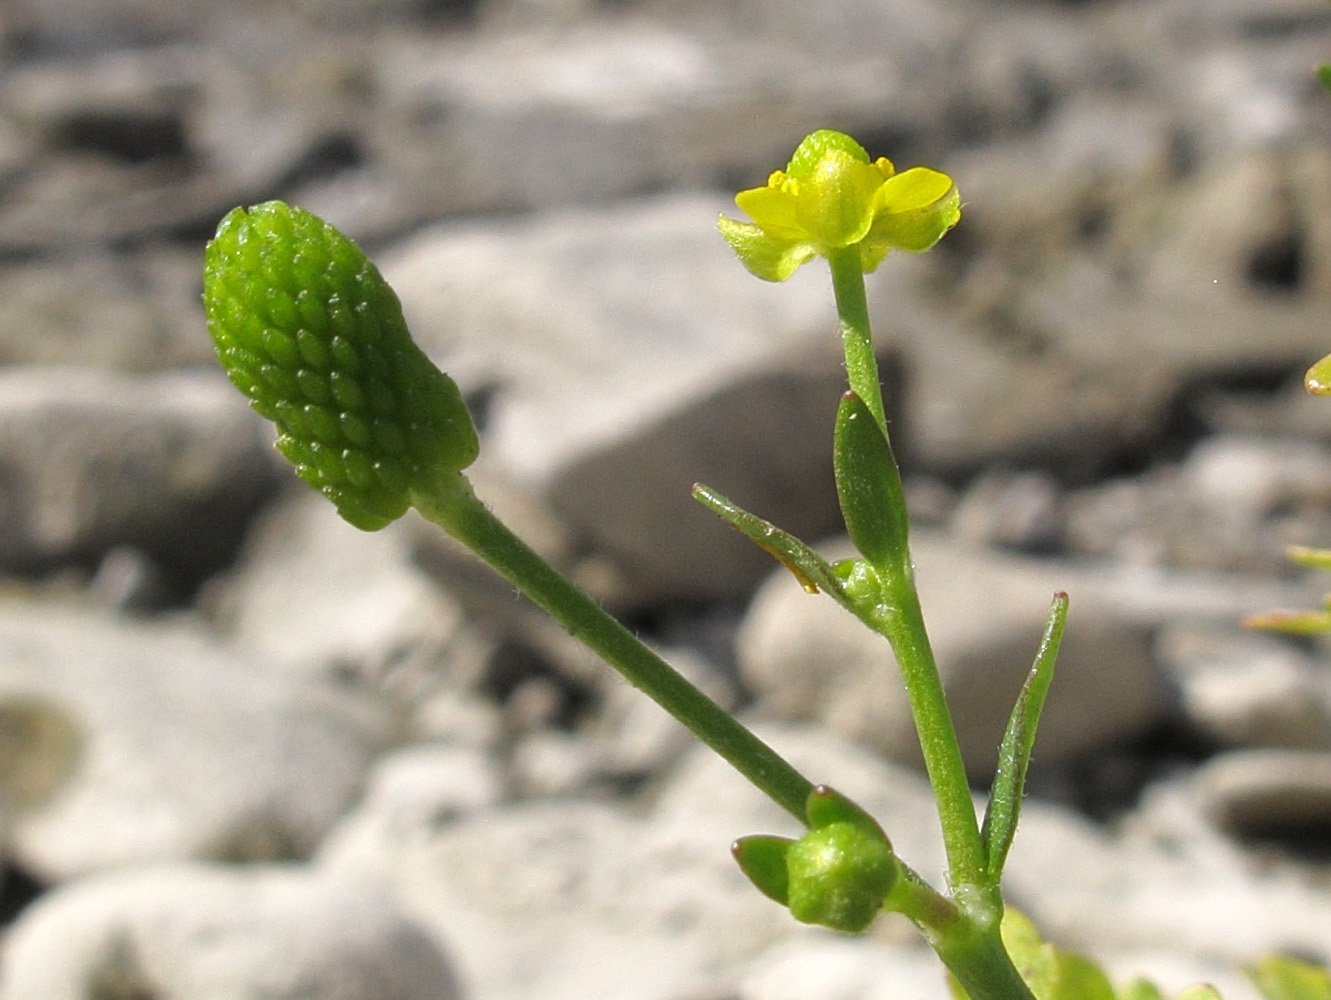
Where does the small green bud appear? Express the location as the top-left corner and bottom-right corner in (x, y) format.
(203, 201), (478, 530)
(785, 820), (898, 932)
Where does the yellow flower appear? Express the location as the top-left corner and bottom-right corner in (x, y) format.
(718, 130), (961, 282)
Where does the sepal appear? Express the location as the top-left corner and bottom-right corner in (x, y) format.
(833, 390), (909, 570)
(731, 835), (793, 905)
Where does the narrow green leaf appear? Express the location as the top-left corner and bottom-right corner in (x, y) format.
(980, 592), (1069, 880)
(1286, 545), (1331, 571)
(833, 390), (910, 570)
(692, 483), (844, 597)
(1318, 64), (1331, 93)
(1249, 954), (1331, 1000)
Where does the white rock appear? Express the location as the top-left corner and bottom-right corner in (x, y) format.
(1180, 434), (1331, 521)
(0, 863), (460, 1000)
(323, 796), (785, 1000)
(319, 723), (936, 1000)
(214, 490), (466, 687)
(317, 743), (504, 866)
(0, 600), (397, 880)
(738, 935), (954, 1000)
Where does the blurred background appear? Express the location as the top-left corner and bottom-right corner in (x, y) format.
(3, 1), (1331, 998)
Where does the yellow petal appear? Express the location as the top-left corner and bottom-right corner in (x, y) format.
(876, 167), (955, 213)
(735, 184), (805, 242)
(867, 170), (961, 253)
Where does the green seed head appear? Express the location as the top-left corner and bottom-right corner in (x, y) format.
(203, 201), (478, 530)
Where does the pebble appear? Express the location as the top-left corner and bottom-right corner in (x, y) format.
(0, 863), (461, 1000)
(0, 600), (399, 881)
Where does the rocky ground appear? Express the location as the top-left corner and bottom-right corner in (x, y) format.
(2, 0), (1331, 997)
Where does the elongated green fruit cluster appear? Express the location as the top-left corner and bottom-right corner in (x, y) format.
(203, 201), (478, 530)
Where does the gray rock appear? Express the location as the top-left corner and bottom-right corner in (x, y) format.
(0, 863), (461, 1000)
(736, 532), (1166, 778)
(0, 600), (398, 880)
(1192, 747), (1331, 840)
(1005, 794), (1331, 964)
(212, 491), (467, 688)
(317, 743), (504, 864)
(0, 366), (276, 586)
(0, 250), (210, 370)
(1156, 624), (1331, 748)
(949, 468), (1066, 553)
(1066, 434), (1331, 574)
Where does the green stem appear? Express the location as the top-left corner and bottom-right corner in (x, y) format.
(932, 918), (1038, 1000)
(412, 472), (816, 823)
(871, 575), (987, 894)
(825, 245), (986, 894)
(827, 245), (887, 435)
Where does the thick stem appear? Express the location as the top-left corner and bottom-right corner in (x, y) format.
(413, 473), (816, 823)
(934, 922), (1039, 1000)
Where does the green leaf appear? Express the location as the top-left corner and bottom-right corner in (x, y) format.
(1118, 979), (1168, 1000)
(980, 592), (1069, 879)
(732, 835), (793, 905)
(1318, 64), (1331, 92)
(692, 483), (845, 597)
(1003, 910), (1116, 1000)
(833, 390), (910, 570)
(1249, 954), (1331, 1000)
